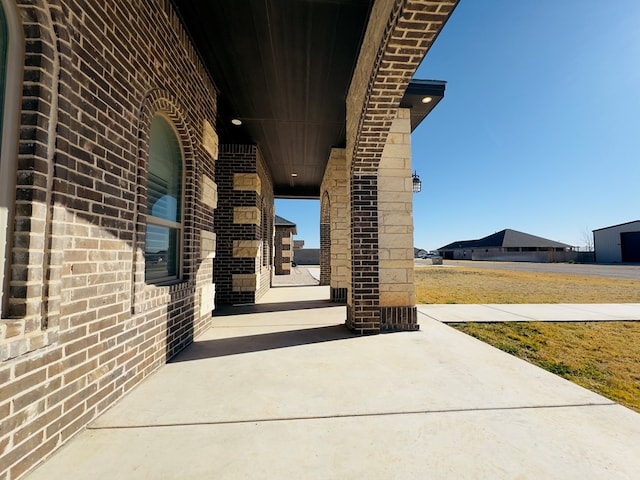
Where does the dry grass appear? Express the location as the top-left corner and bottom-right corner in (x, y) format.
(415, 266), (640, 304)
(414, 265), (640, 412)
(451, 321), (640, 413)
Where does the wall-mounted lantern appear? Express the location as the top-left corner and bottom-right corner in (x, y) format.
(412, 171), (422, 193)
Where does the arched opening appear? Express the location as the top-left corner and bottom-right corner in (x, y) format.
(0, 0), (23, 317)
(272, 198), (322, 289)
(145, 114), (185, 283)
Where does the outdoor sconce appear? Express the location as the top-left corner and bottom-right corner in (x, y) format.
(412, 171), (422, 193)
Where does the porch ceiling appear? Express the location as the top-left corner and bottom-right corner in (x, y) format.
(171, 1), (443, 198)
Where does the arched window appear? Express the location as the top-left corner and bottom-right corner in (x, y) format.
(145, 114), (183, 283)
(0, 0), (22, 316)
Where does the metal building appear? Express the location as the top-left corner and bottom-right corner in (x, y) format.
(593, 220), (640, 263)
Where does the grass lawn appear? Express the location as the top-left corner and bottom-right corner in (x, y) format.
(415, 265), (640, 412)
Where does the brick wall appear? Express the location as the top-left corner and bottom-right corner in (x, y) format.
(0, 1), (218, 478)
(214, 145), (273, 304)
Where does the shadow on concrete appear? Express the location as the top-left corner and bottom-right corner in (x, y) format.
(270, 283), (320, 288)
(213, 299), (339, 316)
(170, 324), (354, 361)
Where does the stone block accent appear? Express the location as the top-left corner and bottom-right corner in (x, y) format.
(202, 119), (219, 160)
(232, 273), (257, 292)
(201, 175), (218, 209)
(233, 173), (262, 194)
(201, 231), (217, 260)
(233, 240), (261, 258)
(199, 283), (215, 317)
(233, 206), (261, 225)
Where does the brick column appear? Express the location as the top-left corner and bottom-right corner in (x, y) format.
(214, 145), (269, 305)
(274, 227), (294, 275)
(345, 0), (457, 333)
(319, 192), (331, 286)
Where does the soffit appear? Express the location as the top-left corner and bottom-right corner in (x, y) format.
(172, 0), (374, 198)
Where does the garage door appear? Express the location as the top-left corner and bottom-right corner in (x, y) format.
(621, 231), (640, 262)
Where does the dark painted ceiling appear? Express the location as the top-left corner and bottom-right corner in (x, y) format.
(172, 1), (444, 198)
(172, 0), (373, 198)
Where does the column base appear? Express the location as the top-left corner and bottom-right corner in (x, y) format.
(380, 305), (419, 332)
(346, 305), (419, 334)
(330, 287), (347, 303)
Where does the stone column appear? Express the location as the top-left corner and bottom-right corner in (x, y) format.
(320, 148), (349, 303)
(377, 108), (417, 330)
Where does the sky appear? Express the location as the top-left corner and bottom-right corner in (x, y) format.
(276, 0), (640, 251)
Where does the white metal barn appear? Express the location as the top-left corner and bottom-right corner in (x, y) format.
(593, 220), (640, 263)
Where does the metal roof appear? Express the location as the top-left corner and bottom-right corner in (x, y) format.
(274, 215), (297, 228)
(438, 229), (572, 250)
(593, 220), (640, 232)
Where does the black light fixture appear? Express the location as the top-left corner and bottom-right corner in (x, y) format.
(412, 171), (422, 193)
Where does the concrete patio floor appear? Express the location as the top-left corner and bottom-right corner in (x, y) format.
(25, 285), (640, 479)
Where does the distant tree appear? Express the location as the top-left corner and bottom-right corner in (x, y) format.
(581, 227), (594, 252)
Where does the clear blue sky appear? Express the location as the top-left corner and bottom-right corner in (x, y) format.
(276, 0), (640, 251)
